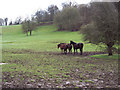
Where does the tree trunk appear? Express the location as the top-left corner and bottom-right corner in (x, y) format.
(26, 32), (28, 36)
(107, 42), (114, 56)
(5, 22), (7, 26)
(107, 46), (112, 56)
(30, 31), (32, 36)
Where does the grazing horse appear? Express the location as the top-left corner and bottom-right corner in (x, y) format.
(57, 43), (72, 54)
(70, 41), (83, 55)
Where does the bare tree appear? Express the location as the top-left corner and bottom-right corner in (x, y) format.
(48, 5), (59, 21)
(14, 17), (22, 25)
(4, 18), (8, 26)
(9, 21), (12, 25)
(0, 18), (4, 26)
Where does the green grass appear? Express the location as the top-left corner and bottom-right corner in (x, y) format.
(2, 25), (103, 52)
(90, 54), (119, 60)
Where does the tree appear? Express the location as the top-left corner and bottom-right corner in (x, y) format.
(14, 17), (22, 25)
(62, 2), (78, 8)
(35, 10), (45, 24)
(54, 6), (80, 31)
(48, 5), (59, 21)
(78, 4), (91, 25)
(22, 18), (37, 36)
(54, 11), (65, 30)
(0, 18), (4, 26)
(4, 18), (8, 26)
(62, 2), (72, 8)
(81, 2), (118, 56)
(35, 10), (51, 25)
(43, 11), (50, 22)
(9, 21), (13, 25)
(34, 5), (58, 25)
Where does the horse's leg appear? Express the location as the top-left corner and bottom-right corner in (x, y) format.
(64, 49), (67, 54)
(76, 49), (78, 54)
(74, 48), (75, 54)
(61, 49), (63, 54)
(80, 48), (83, 55)
(70, 49), (72, 54)
(69, 49), (70, 54)
(64, 49), (65, 54)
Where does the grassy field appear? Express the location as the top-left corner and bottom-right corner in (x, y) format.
(2, 25), (119, 88)
(2, 25), (102, 52)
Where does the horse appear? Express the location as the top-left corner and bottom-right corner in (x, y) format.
(57, 43), (68, 54)
(67, 43), (72, 54)
(57, 43), (72, 54)
(70, 41), (83, 55)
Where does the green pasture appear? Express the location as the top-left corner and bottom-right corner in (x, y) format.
(1, 25), (119, 88)
(2, 25), (103, 52)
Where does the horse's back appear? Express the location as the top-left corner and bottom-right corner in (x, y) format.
(59, 43), (68, 49)
(78, 43), (83, 48)
(78, 43), (83, 45)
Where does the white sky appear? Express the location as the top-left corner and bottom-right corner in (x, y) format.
(0, 0), (91, 22)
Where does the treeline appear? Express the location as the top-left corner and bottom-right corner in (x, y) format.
(21, 2), (91, 36)
(34, 5), (59, 25)
(54, 3), (91, 31)
(0, 18), (8, 26)
(21, 4), (59, 36)
(0, 17), (23, 26)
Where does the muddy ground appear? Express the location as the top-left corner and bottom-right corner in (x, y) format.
(2, 50), (119, 88)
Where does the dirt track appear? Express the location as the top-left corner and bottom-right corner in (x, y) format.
(3, 49), (106, 56)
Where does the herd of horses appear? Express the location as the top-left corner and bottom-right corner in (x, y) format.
(57, 41), (84, 55)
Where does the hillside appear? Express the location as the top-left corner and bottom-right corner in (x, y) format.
(2, 25), (101, 52)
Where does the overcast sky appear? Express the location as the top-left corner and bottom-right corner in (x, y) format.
(0, 0), (91, 22)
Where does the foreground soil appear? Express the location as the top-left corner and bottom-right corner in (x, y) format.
(2, 50), (119, 88)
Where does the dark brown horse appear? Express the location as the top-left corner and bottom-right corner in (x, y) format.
(57, 43), (72, 54)
(67, 43), (72, 54)
(70, 41), (83, 55)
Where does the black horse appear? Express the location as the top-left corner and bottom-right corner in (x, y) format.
(70, 41), (83, 55)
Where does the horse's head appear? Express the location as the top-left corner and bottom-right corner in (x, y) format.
(57, 44), (61, 48)
(70, 41), (76, 44)
(70, 41), (72, 44)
